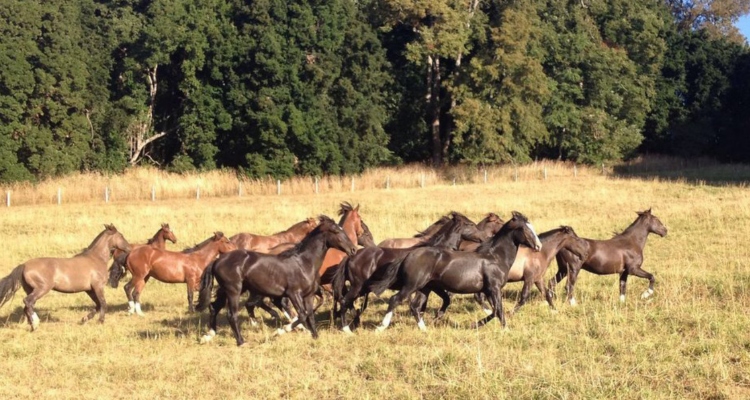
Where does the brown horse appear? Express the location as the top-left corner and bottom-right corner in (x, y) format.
(197, 216), (357, 346)
(459, 213), (504, 251)
(123, 232), (236, 315)
(108, 223), (177, 287)
(318, 202), (369, 288)
(0, 224), (131, 330)
(548, 209), (668, 305)
(377, 215), (451, 248)
(229, 218), (318, 253)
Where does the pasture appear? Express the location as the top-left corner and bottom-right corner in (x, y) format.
(0, 173), (748, 399)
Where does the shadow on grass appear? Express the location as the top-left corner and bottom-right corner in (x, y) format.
(1, 306), (61, 327)
(613, 155), (750, 186)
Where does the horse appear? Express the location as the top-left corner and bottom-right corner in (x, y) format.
(122, 232), (236, 315)
(475, 226), (588, 313)
(108, 223), (177, 288)
(332, 211), (486, 333)
(196, 216), (357, 346)
(377, 215), (451, 248)
(369, 212), (541, 331)
(459, 213), (504, 251)
(548, 208), (668, 305)
(0, 224), (131, 331)
(229, 218), (318, 254)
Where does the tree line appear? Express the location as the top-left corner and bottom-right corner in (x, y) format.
(0, 0), (748, 182)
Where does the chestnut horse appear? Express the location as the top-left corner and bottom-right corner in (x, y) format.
(197, 216), (357, 346)
(377, 215), (450, 248)
(369, 212), (541, 331)
(108, 223), (177, 287)
(459, 213), (504, 251)
(229, 218), (317, 253)
(548, 209), (667, 305)
(0, 224), (131, 330)
(122, 232), (236, 315)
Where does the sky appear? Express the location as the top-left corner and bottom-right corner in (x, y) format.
(738, 15), (750, 42)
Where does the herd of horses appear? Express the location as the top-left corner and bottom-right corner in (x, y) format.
(0, 202), (667, 346)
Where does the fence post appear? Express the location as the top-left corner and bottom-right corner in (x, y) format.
(452, 178), (456, 186)
(601, 163), (605, 174)
(351, 176), (355, 192)
(238, 182), (242, 197)
(57, 188), (61, 205)
(484, 169), (488, 183)
(421, 173), (425, 188)
(514, 167), (518, 182)
(543, 167), (547, 180)
(574, 164), (577, 178)
(151, 186), (155, 201)
(196, 186), (200, 200)
(315, 177), (319, 194)
(386, 176), (390, 190)
(277, 180), (281, 195)
(105, 187), (110, 203)
(5, 191), (9, 207)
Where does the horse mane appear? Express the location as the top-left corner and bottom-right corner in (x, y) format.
(76, 226), (116, 256)
(414, 215), (450, 238)
(183, 235), (216, 253)
(475, 211), (528, 253)
(612, 211), (648, 237)
(337, 202), (357, 226)
(538, 226), (574, 241)
(278, 215), (336, 257)
(273, 218), (313, 235)
(413, 212), (470, 248)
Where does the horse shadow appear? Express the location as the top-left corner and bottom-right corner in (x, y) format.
(0, 306), (61, 327)
(67, 302), (151, 313)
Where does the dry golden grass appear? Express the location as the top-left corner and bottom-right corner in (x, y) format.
(0, 168), (749, 399)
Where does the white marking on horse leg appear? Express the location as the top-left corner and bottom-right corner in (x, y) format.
(417, 319), (427, 331)
(482, 307), (493, 315)
(199, 329), (216, 344)
(569, 297), (578, 307)
(275, 328), (286, 336)
(30, 313), (40, 331)
(620, 294), (626, 303)
(640, 288), (654, 300)
(376, 311), (393, 332)
(342, 325), (353, 335)
(282, 311), (292, 322)
(249, 318), (259, 328)
(127, 301), (135, 314)
(135, 302), (145, 316)
(284, 317), (298, 332)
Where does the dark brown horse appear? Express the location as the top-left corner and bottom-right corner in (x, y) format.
(229, 218), (318, 253)
(332, 212), (486, 333)
(459, 213), (504, 251)
(196, 216), (357, 346)
(369, 212), (541, 331)
(108, 223), (177, 287)
(548, 209), (668, 305)
(0, 224), (131, 330)
(377, 215), (451, 248)
(122, 232), (236, 315)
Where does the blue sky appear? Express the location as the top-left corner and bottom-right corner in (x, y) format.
(738, 15), (750, 42)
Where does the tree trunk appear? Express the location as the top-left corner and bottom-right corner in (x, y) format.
(128, 65), (168, 165)
(429, 56), (442, 167)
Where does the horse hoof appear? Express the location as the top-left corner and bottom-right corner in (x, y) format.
(249, 319), (259, 328)
(375, 325), (387, 333)
(641, 289), (654, 300)
(199, 330), (216, 344)
(237, 342), (248, 348)
(569, 298), (578, 307)
(482, 308), (493, 316)
(620, 294), (626, 303)
(417, 320), (427, 332)
(275, 328), (286, 336)
(342, 326), (354, 335)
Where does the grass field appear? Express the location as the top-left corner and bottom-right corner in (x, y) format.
(0, 171), (748, 399)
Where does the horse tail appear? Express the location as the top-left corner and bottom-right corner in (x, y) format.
(107, 252), (129, 288)
(0, 265), (25, 309)
(196, 260), (216, 312)
(331, 256), (350, 317)
(369, 254), (409, 296)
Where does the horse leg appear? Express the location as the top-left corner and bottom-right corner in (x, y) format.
(123, 278), (135, 313)
(566, 264), (581, 306)
(81, 289), (101, 324)
(432, 289), (451, 321)
(409, 290), (429, 331)
(132, 276), (149, 316)
(351, 292), (369, 331)
(225, 292), (245, 347)
(303, 294), (318, 339)
(473, 293), (492, 315)
(630, 266), (655, 300)
(513, 279), (533, 313)
(243, 296), (263, 328)
(22, 285), (51, 332)
(619, 270), (630, 302)
(537, 280), (556, 311)
(376, 288), (414, 332)
(548, 259), (568, 299)
(277, 293), (306, 337)
(475, 286), (506, 329)
(200, 288), (226, 344)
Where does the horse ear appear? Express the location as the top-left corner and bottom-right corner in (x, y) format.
(355, 204), (360, 211)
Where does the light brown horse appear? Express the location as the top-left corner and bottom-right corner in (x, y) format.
(0, 224), (131, 331)
(377, 215), (451, 248)
(229, 218), (318, 253)
(318, 202), (368, 288)
(123, 232), (236, 315)
(108, 223), (177, 287)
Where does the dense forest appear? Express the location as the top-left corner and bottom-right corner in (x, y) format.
(0, 0), (748, 182)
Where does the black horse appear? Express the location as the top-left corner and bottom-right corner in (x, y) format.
(549, 208), (667, 305)
(332, 211), (486, 333)
(196, 216), (356, 346)
(369, 212), (542, 331)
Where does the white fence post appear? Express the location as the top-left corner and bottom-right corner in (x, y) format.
(543, 167), (547, 180)
(315, 177), (319, 194)
(484, 169), (488, 183)
(277, 180), (281, 195)
(5, 191), (9, 207)
(351, 177), (355, 192)
(105, 187), (110, 203)
(238, 182), (242, 197)
(57, 188), (61, 205)
(151, 186), (156, 201)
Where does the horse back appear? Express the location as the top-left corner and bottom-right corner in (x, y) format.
(23, 256), (103, 293)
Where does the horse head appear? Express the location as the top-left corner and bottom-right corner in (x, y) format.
(637, 209), (668, 237)
(320, 215), (357, 256)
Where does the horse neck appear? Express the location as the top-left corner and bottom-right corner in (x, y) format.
(149, 231), (167, 249)
(619, 218), (650, 249)
(481, 231), (518, 268)
(427, 226), (463, 250)
(187, 242), (223, 266)
(540, 232), (568, 264)
(340, 216), (359, 246)
(276, 224), (304, 242)
(80, 234), (113, 264)
(291, 232), (331, 275)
